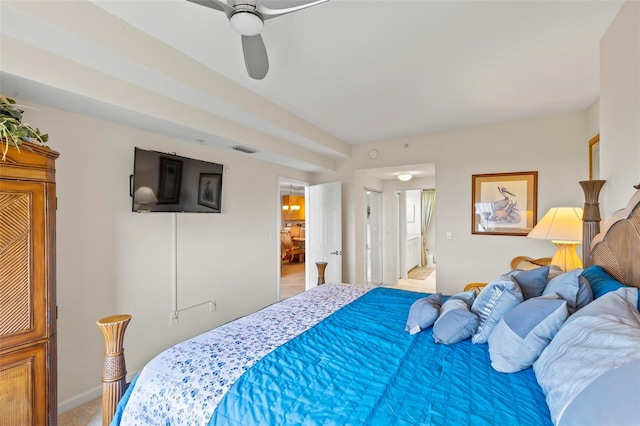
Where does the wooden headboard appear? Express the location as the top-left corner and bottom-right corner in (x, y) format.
(589, 189), (640, 289)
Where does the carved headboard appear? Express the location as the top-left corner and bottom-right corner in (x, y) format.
(589, 189), (640, 288)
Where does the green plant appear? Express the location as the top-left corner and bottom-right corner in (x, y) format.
(1, 97), (48, 160)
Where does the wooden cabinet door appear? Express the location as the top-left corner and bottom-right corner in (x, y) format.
(0, 343), (48, 426)
(0, 181), (48, 349)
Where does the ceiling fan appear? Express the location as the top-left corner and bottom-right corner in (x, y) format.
(187, 0), (329, 80)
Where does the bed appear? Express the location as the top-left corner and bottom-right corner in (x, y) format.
(109, 186), (640, 426)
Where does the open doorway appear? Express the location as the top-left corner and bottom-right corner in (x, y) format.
(279, 179), (307, 300)
(395, 188), (436, 293)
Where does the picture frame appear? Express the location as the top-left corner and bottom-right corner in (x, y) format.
(472, 171), (538, 236)
(589, 134), (600, 180)
(198, 173), (222, 211)
(157, 156), (183, 204)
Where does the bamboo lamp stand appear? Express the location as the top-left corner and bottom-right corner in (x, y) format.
(97, 314), (131, 426)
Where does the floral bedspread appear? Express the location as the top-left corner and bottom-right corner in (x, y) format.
(117, 284), (370, 425)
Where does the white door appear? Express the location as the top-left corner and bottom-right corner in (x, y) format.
(307, 181), (342, 287)
(365, 190), (383, 286)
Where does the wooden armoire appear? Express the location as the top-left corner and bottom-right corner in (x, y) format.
(0, 142), (59, 425)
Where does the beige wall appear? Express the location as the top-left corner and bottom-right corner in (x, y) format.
(18, 100), (310, 411)
(320, 112), (589, 295)
(600, 0), (640, 217)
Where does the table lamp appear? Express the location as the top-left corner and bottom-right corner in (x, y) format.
(133, 186), (158, 212)
(527, 207), (583, 271)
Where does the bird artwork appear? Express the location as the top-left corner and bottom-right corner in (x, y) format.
(489, 186), (521, 223)
(475, 186), (521, 231)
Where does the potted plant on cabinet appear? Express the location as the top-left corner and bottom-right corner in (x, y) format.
(1, 96), (48, 161)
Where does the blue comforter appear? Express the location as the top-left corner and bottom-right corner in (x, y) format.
(210, 288), (552, 425)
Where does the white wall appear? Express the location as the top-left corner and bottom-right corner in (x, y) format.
(600, 0), (640, 216)
(17, 100), (311, 411)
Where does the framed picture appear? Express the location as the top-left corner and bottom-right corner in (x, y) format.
(472, 171), (538, 236)
(589, 134), (600, 180)
(157, 156), (183, 204)
(198, 173), (222, 211)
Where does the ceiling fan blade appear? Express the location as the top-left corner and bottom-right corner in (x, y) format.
(186, 0), (233, 17)
(241, 34), (269, 80)
(256, 0), (330, 20)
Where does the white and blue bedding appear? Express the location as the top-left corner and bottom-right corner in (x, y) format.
(113, 284), (552, 425)
(115, 284), (369, 425)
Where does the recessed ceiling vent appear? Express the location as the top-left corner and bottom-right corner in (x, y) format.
(232, 145), (257, 154)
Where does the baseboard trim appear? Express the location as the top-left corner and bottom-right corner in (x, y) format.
(58, 385), (102, 415)
(58, 369), (140, 415)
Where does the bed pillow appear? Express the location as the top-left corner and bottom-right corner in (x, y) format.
(405, 293), (442, 335)
(558, 359), (640, 426)
(542, 268), (591, 314)
(533, 287), (640, 425)
(488, 294), (568, 373)
(470, 275), (523, 344)
(581, 265), (628, 298)
(432, 290), (478, 344)
(510, 266), (550, 299)
(547, 265), (564, 281)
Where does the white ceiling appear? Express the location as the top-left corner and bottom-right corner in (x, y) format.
(0, 0), (624, 173)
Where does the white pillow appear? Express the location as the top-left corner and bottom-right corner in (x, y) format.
(533, 287), (640, 424)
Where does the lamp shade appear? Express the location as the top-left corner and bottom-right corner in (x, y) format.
(398, 173), (412, 182)
(528, 207), (584, 272)
(134, 186), (158, 204)
(527, 207), (583, 242)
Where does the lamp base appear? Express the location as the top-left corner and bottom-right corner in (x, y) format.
(551, 241), (583, 272)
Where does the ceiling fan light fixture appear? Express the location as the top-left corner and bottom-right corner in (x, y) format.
(230, 11), (264, 36)
(398, 173), (413, 182)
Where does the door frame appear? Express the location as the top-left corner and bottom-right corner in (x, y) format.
(277, 177), (308, 300)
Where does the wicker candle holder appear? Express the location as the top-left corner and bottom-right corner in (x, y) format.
(316, 262), (328, 285)
(97, 314), (131, 426)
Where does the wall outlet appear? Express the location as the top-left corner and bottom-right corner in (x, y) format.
(209, 301), (217, 312)
(446, 231), (452, 240)
(169, 311), (179, 325)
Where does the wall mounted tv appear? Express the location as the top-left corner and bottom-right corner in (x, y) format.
(131, 147), (223, 213)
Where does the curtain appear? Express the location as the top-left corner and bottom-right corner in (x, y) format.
(420, 189), (436, 266)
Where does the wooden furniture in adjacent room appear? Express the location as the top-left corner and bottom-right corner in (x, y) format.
(0, 142), (59, 425)
(280, 230), (303, 263)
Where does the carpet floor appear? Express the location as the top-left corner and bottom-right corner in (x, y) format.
(58, 397), (101, 426)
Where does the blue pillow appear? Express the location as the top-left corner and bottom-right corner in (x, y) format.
(542, 269), (591, 314)
(580, 265), (639, 311)
(582, 265), (626, 298)
(433, 290), (479, 344)
(488, 294), (568, 373)
(405, 293), (442, 335)
(511, 266), (550, 299)
(470, 275), (523, 344)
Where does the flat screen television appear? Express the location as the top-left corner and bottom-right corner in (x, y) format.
(131, 147), (223, 213)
